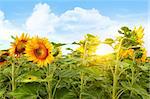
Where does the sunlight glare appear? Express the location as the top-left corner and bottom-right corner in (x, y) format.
(95, 44), (114, 55)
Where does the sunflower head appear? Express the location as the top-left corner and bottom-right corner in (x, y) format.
(25, 36), (54, 67)
(141, 49), (147, 62)
(0, 50), (9, 66)
(120, 48), (134, 60)
(9, 33), (30, 57)
(135, 48), (147, 63)
(133, 26), (144, 44)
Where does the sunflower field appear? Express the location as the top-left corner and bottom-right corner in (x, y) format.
(0, 26), (150, 99)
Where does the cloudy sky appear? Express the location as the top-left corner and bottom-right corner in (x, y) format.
(0, 0), (149, 55)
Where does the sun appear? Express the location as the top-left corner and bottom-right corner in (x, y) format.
(25, 36), (54, 67)
(95, 44), (114, 55)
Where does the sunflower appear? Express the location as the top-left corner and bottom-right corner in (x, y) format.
(25, 36), (54, 67)
(120, 49), (134, 60)
(0, 50), (9, 66)
(120, 49), (128, 58)
(135, 48), (147, 63)
(0, 57), (6, 65)
(134, 26), (144, 44)
(9, 33), (30, 56)
(141, 49), (147, 62)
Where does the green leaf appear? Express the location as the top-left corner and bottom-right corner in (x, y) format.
(72, 42), (80, 45)
(66, 48), (73, 51)
(55, 88), (76, 99)
(2, 66), (11, 76)
(59, 69), (79, 78)
(11, 35), (16, 40)
(0, 88), (6, 97)
(52, 42), (66, 47)
(132, 84), (150, 99)
(103, 38), (114, 45)
(9, 85), (38, 99)
(87, 34), (95, 38)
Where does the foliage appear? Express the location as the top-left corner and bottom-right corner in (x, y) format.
(0, 26), (149, 99)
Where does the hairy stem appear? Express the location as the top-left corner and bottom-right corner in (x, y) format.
(52, 78), (61, 99)
(80, 72), (84, 99)
(112, 38), (124, 99)
(12, 64), (15, 91)
(47, 65), (52, 99)
(130, 54), (136, 97)
(11, 62), (15, 99)
(80, 36), (88, 99)
(48, 81), (52, 99)
(47, 64), (56, 99)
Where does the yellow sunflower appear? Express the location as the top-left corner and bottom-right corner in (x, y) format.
(0, 50), (9, 66)
(141, 49), (147, 62)
(25, 36), (54, 67)
(9, 33), (30, 57)
(134, 26), (144, 44)
(135, 48), (147, 63)
(120, 49), (134, 60)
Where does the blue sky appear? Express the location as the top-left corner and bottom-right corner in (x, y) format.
(0, 0), (148, 23)
(0, 0), (149, 55)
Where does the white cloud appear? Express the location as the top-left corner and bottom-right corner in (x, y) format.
(25, 3), (58, 36)
(0, 3), (149, 55)
(50, 7), (123, 44)
(25, 4), (121, 43)
(0, 10), (25, 49)
(0, 10), (14, 41)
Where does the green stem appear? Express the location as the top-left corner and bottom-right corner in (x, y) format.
(130, 66), (134, 98)
(79, 36), (88, 99)
(131, 63), (135, 86)
(112, 38), (124, 99)
(12, 63), (15, 91)
(47, 64), (56, 99)
(48, 80), (52, 99)
(80, 72), (84, 99)
(47, 65), (52, 99)
(52, 78), (61, 99)
(112, 65), (118, 99)
(12, 62), (15, 99)
(130, 54), (136, 97)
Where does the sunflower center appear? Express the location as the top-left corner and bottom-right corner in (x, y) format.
(34, 43), (48, 60)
